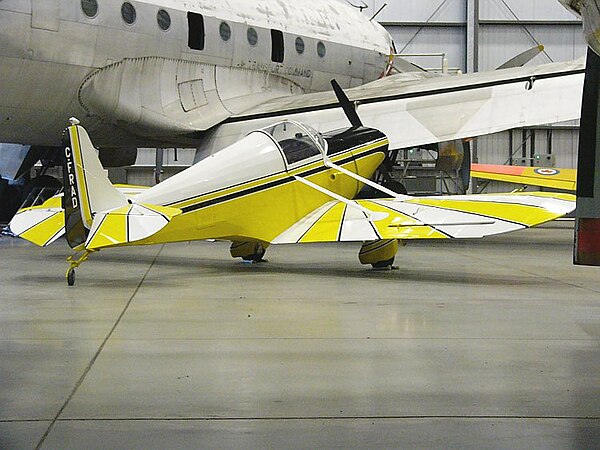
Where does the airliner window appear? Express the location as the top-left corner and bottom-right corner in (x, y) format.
(81, 0), (98, 18)
(264, 122), (322, 165)
(271, 29), (285, 63)
(157, 9), (171, 31)
(295, 37), (305, 55)
(317, 41), (326, 58)
(121, 2), (136, 25)
(188, 12), (205, 51)
(220, 22), (231, 42)
(247, 27), (258, 46)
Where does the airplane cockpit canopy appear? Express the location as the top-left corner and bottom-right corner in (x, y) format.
(259, 120), (326, 166)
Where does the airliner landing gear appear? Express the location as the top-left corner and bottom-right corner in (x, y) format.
(65, 250), (93, 286)
(230, 241), (269, 263)
(359, 239), (400, 270)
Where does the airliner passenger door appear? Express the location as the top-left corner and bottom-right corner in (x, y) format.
(32, 0), (59, 31)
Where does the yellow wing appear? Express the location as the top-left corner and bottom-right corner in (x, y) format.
(471, 163), (577, 191)
(272, 192), (575, 244)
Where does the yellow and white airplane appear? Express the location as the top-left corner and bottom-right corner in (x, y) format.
(0, 0), (587, 225)
(9, 89), (576, 285)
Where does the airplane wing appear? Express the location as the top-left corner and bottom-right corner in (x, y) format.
(81, 57), (584, 150)
(223, 59), (584, 151)
(272, 192), (575, 244)
(471, 163), (577, 191)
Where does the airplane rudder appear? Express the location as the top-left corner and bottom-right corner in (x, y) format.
(61, 121), (91, 248)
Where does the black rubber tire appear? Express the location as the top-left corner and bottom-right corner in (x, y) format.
(242, 244), (266, 263)
(372, 257), (395, 269)
(67, 268), (75, 286)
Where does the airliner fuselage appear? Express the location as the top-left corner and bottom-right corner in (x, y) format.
(0, 0), (393, 147)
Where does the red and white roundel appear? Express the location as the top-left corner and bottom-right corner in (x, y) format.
(534, 168), (560, 176)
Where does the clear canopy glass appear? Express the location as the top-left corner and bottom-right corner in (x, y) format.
(259, 121), (326, 165)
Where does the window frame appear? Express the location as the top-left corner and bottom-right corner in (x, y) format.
(157, 9), (171, 31)
(81, 0), (99, 18)
(187, 12), (205, 51)
(121, 2), (137, 25)
(271, 29), (285, 63)
(219, 21), (232, 42)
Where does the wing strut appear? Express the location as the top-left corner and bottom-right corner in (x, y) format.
(322, 157), (409, 200)
(293, 175), (388, 222)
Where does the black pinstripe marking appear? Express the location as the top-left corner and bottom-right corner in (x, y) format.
(337, 204), (348, 242)
(140, 204), (171, 222)
(370, 201), (455, 239)
(14, 211), (61, 236)
(403, 201), (529, 228)
(295, 202), (339, 243)
(359, 239), (393, 256)
(364, 209), (382, 240)
(180, 146), (386, 214)
(167, 138), (387, 208)
(43, 222), (66, 247)
(87, 214), (109, 246)
(224, 69), (585, 123)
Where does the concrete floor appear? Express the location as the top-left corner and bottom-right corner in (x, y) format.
(0, 222), (599, 449)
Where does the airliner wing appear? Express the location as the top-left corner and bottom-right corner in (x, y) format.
(80, 57), (583, 150)
(471, 163), (577, 191)
(272, 192), (575, 244)
(229, 59), (584, 151)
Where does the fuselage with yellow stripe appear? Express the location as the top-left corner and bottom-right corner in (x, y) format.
(129, 126), (388, 246)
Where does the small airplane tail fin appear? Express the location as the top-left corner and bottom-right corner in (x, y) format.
(62, 119), (182, 251)
(62, 119), (128, 249)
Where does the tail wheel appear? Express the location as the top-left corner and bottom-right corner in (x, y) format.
(67, 268), (76, 286)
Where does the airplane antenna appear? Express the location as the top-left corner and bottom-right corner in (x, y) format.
(331, 80), (363, 128)
(370, 3), (387, 21)
(346, 1), (368, 12)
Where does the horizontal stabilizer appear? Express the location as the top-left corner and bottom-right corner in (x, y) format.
(85, 203), (182, 250)
(9, 196), (65, 247)
(272, 192), (575, 244)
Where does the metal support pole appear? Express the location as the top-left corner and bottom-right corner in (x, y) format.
(530, 130), (536, 162)
(509, 129), (514, 165)
(155, 148), (164, 185)
(466, 0), (479, 166)
(466, 0), (479, 73)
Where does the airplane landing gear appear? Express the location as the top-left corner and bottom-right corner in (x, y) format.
(359, 239), (400, 269)
(67, 268), (76, 286)
(230, 241), (269, 263)
(65, 250), (93, 286)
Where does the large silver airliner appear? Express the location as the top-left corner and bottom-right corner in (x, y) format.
(1, 0), (394, 148)
(0, 0), (586, 189)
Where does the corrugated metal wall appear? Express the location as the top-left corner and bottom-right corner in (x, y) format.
(352, 0), (585, 192)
